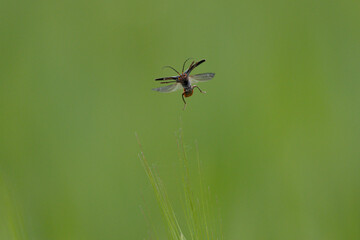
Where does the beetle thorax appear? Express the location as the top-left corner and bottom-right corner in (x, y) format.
(180, 74), (191, 89)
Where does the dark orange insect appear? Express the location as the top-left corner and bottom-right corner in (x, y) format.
(152, 59), (215, 109)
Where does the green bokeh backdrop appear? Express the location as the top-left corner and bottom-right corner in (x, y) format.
(1, 0), (360, 239)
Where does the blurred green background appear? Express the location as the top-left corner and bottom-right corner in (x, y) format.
(1, 0), (360, 239)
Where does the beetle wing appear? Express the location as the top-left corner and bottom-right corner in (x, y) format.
(152, 83), (182, 93)
(155, 76), (179, 81)
(189, 73), (215, 83)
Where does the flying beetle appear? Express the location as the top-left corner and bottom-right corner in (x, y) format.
(152, 59), (215, 109)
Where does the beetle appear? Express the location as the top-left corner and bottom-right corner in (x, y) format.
(152, 59), (215, 109)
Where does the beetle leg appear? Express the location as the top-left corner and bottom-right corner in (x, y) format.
(182, 92), (187, 110)
(193, 85), (207, 94)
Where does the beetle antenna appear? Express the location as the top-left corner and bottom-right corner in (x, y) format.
(162, 66), (181, 75)
(182, 58), (194, 73)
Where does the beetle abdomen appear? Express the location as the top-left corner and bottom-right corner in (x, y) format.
(184, 89), (193, 97)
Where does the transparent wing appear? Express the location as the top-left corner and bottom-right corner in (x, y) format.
(152, 83), (182, 93)
(189, 73), (215, 83)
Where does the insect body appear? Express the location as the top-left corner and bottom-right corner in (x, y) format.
(152, 59), (215, 109)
